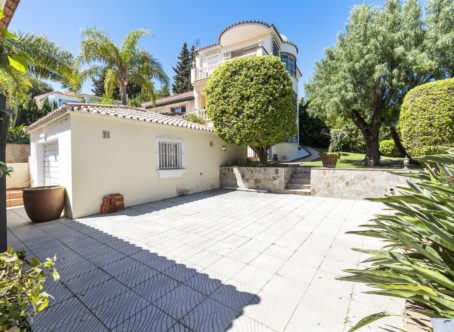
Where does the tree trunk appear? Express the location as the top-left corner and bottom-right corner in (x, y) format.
(252, 146), (268, 164)
(0, 95), (9, 252)
(120, 84), (128, 106)
(389, 126), (411, 159)
(364, 131), (381, 166)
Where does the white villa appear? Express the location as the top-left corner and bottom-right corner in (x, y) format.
(25, 21), (303, 218)
(34, 91), (100, 109)
(144, 21), (303, 161)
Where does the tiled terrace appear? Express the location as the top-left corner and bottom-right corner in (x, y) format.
(7, 190), (403, 331)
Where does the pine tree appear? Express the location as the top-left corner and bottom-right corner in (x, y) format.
(172, 43), (193, 94)
(158, 84), (170, 98)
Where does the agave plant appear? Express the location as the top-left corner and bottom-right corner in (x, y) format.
(339, 151), (454, 331)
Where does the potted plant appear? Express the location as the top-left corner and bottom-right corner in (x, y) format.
(23, 186), (65, 223)
(320, 153), (339, 168)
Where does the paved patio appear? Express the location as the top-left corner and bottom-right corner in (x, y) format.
(7, 190), (403, 331)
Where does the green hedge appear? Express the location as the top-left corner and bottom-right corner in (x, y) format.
(400, 78), (454, 156)
(7, 125), (30, 144)
(379, 139), (399, 157)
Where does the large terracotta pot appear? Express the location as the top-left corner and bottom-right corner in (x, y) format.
(320, 154), (339, 168)
(23, 186), (65, 223)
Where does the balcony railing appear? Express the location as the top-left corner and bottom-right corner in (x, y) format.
(183, 109), (209, 121)
(191, 46), (269, 82)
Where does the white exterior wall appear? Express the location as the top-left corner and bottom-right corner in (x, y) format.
(29, 115), (74, 214)
(69, 113), (246, 218)
(270, 143), (299, 161)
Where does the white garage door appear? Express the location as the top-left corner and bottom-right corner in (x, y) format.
(43, 141), (60, 185)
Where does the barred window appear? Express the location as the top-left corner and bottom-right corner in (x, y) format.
(158, 140), (183, 169)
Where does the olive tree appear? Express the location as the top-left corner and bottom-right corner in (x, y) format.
(306, 0), (453, 166)
(206, 56), (297, 163)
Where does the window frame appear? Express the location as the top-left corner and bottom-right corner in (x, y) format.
(280, 52), (296, 78)
(155, 136), (186, 179)
(170, 105), (186, 114)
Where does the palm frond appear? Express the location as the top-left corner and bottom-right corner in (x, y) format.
(340, 151), (454, 330)
(103, 68), (119, 99)
(120, 29), (151, 62)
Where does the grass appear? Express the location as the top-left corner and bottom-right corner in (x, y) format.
(301, 149), (418, 169)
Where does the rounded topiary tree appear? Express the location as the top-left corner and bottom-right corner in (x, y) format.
(206, 56), (297, 163)
(400, 78), (454, 157)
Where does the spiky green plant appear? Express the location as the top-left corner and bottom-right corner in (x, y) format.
(339, 151), (454, 331)
(81, 27), (168, 105)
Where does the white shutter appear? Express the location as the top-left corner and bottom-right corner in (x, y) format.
(43, 141), (60, 185)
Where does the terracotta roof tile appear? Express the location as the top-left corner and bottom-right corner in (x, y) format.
(27, 103), (214, 133)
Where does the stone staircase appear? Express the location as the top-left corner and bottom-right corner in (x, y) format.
(285, 168), (311, 195)
(7, 189), (24, 207)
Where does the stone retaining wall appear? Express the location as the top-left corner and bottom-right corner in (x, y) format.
(220, 166), (295, 193)
(220, 166), (410, 199)
(310, 168), (409, 199)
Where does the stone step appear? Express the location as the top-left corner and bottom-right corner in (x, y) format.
(293, 168), (311, 174)
(7, 198), (23, 207)
(7, 190), (23, 200)
(284, 189), (312, 196)
(286, 183), (311, 190)
(289, 178), (311, 185)
(292, 173), (311, 179)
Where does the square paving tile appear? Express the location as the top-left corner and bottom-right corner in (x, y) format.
(32, 297), (99, 332)
(91, 292), (150, 329)
(155, 285), (206, 320)
(182, 298), (240, 332)
(112, 305), (177, 332)
(132, 273), (180, 302)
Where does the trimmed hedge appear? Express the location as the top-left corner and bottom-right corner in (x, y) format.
(379, 139), (399, 157)
(400, 78), (454, 156)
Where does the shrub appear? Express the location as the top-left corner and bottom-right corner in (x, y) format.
(206, 56), (296, 163)
(339, 151), (454, 331)
(328, 129), (347, 152)
(379, 139), (399, 157)
(0, 247), (59, 330)
(400, 78), (454, 157)
(7, 125), (30, 144)
(184, 113), (206, 125)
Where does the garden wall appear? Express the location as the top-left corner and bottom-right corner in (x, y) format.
(6, 144), (30, 189)
(220, 166), (295, 193)
(6, 143), (30, 163)
(310, 168), (409, 199)
(7, 163), (30, 189)
(220, 166), (409, 199)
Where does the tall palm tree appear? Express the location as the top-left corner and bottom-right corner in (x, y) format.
(81, 27), (168, 105)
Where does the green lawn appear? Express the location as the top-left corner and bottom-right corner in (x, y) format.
(301, 150), (417, 169)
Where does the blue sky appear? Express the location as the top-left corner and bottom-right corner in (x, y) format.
(10, 0), (388, 97)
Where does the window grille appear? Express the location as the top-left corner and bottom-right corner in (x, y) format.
(158, 140), (183, 169)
